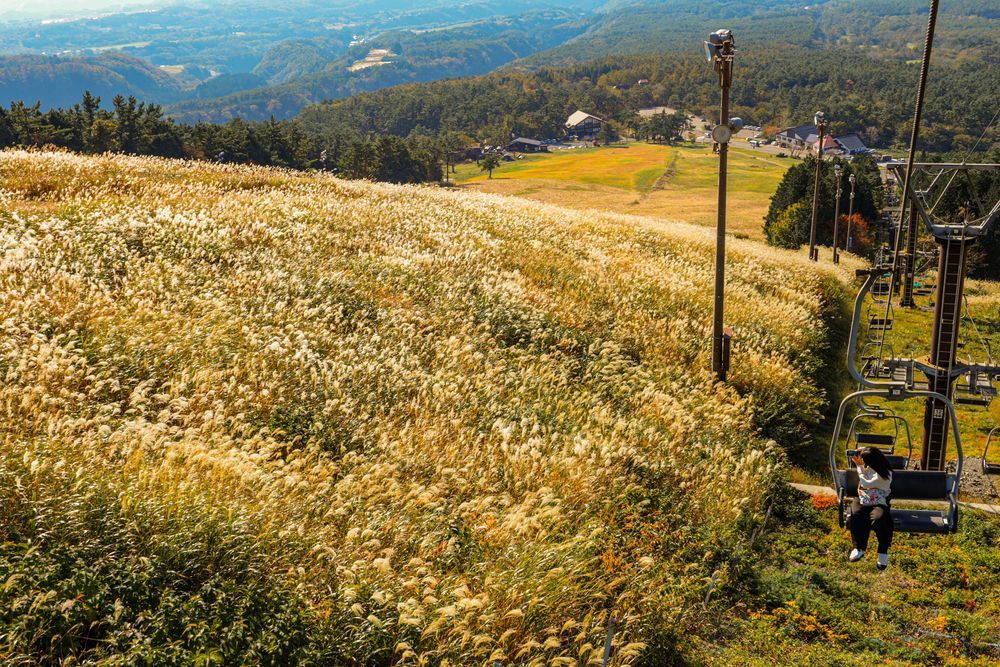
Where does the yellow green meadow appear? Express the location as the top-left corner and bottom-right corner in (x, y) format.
(454, 142), (791, 239)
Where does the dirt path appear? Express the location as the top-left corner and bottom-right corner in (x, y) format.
(791, 482), (1000, 514)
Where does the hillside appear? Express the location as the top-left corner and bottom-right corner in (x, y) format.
(164, 11), (589, 123)
(1, 151), (998, 663)
(296, 46), (1000, 154)
(0, 149), (854, 663)
(514, 0), (1000, 68)
(0, 52), (187, 108)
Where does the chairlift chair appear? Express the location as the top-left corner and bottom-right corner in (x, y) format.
(846, 411), (913, 470)
(867, 301), (894, 333)
(859, 342), (894, 380)
(831, 389), (963, 535)
(983, 428), (1000, 475)
(954, 369), (996, 407)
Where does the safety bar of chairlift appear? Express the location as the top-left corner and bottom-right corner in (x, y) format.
(984, 428), (1000, 474)
(830, 388), (963, 523)
(855, 389), (889, 417)
(829, 389), (965, 479)
(848, 271), (906, 392)
(846, 412), (912, 455)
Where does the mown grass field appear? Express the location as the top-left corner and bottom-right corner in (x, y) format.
(454, 142), (791, 240)
(0, 151), (997, 665)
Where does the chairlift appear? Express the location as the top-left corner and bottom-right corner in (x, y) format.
(831, 388), (963, 535)
(983, 428), (1000, 475)
(859, 342), (894, 380)
(865, 302), (894, 340)
(846, 411), (913, 470)
(954, 369), (996, 407)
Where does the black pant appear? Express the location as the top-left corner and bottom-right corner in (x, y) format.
(849, 500), (893, 554)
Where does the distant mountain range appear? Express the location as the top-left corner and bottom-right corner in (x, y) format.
(0, 0), (997, 123)
(0, 0), (601, 118)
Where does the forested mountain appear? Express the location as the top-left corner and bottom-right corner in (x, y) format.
(0, 53), (187, 108)
(163, 11), (591, 123)
(513, 0), (1000, 68)
(0, 0), (599, 117)
(296, 46), (1000, 154)
(2, 1), (996, 125)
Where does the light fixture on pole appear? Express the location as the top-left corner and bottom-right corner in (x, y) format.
(832, 163), (843, 264)
(847, 173), (856, 251)
(808, 111), (827, 262)
(705, 28), (736, 382)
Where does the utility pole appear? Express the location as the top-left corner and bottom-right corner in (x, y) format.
(705, 29), (736, 382)
(832, 164), (843, 264)
(808, 112), (827, 262)
(846, 173), (856, 251)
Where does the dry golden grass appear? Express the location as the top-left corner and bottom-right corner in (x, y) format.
(0, 150), (853, 664)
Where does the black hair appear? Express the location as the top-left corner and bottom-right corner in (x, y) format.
(859, 446), (893, 480)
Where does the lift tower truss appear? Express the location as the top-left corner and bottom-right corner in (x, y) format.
(884, 162), (1000, 470)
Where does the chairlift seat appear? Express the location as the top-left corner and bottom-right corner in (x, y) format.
(836, 469), (956, 534)
(885, 454), (909, 469)
(887, 509), (952, 533)
(955, 393), (992, 407)
(869, 317), (893, 331)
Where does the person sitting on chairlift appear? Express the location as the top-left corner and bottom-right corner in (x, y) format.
(848, 447), (893, 570)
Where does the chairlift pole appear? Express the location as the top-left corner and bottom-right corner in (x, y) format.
(833, 164), (843, 264)
(922, 232), (970, 470)
(808, 112), (827, 261)
(847, 173), (856, 251)
(706, 29), (735, 382)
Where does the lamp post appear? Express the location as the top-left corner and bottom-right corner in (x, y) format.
(705, 28), (736, 382)
(832, 164), (843, 264)
(808, 111), (827, 262)
(846, 173), (856, 251)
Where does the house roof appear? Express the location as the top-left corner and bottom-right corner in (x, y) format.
(509, 137), (542, 146)
(836, 133), (868, 152)
(780, 123), (819, 142)
(566, 110), (603, 127)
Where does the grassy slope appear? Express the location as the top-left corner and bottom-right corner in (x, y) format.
(1, 151), (997, 666)
(454, 143), (791, 240)
(708, 491), (1000, 666)
(0, 150), (843, 665)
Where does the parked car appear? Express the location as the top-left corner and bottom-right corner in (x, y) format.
(777, 152), (788, 158)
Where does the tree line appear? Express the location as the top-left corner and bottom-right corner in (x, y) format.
(0, 92), (462, 184)
(763, 149), (1000, 278)
(297, 45), (998, 155)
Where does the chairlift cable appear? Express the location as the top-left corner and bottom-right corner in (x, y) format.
(960, 295), (991, 366)
(888, 0), (940, 302)
(929, 105), (999, 216)
(964, 105), (1000, 159)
